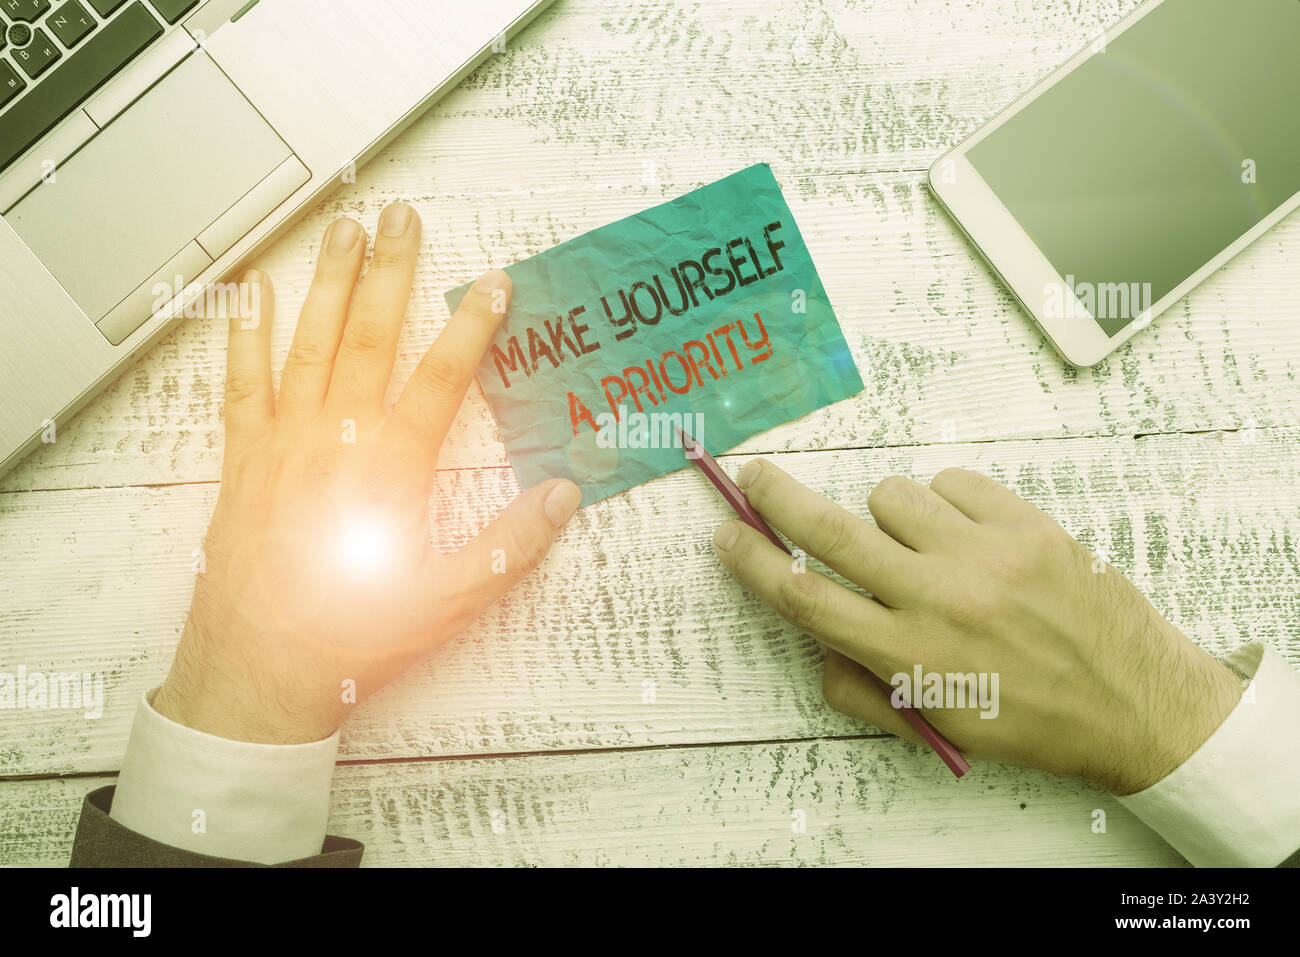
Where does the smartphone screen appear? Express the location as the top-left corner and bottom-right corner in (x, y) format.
(967, 0), (1300, 336)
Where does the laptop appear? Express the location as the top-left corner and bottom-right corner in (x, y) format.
(0, 0), (553, 477)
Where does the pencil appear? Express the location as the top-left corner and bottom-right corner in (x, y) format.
(678, 426), (971, 778)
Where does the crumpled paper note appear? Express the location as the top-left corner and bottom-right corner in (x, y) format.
(445, 163), (863, 505)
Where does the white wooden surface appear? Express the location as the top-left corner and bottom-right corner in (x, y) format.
(2, 0), (1298, 866)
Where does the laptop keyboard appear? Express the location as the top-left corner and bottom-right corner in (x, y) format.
(0, 0), (199, 171)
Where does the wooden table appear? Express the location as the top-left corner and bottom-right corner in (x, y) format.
(3, 0), (1297, 867)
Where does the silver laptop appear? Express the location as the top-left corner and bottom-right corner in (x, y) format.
(0, 0), (551, 477)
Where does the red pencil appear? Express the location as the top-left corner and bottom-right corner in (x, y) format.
(678, 426), (970, 779)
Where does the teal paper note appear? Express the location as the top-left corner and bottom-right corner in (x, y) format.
(445, 164), (863, 505)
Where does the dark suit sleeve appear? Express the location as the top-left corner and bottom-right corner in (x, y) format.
(69, 785), (363, 868)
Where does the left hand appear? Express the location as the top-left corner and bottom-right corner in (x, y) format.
(155, 204), (581, 744)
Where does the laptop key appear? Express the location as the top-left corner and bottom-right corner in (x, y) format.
(0, 60), (24, 108)
(47, 0), (95, 48)
(13, 28), (59, 78)
(86, 0), (125, 15)
(0, 3), (161, 171)
(147, 0), (195, 23)
(2, 0), (50, 23)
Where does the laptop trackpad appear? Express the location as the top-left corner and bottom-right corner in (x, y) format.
(6, 52), (291, 323)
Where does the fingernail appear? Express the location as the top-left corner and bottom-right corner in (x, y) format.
(380, 203), (413, 237)
(714, 522), (740, 551)
(327, 219), (361, 254)
(736, 460), (761, 489)
(473, 268), (511, 296)
(544, 481), (582, 527)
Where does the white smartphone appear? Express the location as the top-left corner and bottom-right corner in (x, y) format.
(929, 0), (1300, 366)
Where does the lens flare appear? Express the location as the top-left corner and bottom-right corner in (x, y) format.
(336, 518), (395, 575)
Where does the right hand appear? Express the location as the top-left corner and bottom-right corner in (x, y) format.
(712, 460), (1243, 793)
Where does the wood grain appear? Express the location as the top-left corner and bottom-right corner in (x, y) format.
(5, 0), (1297, 494)
(3, 428), (1296, 776)
(0, 736), (1186, 867)
(2, 0), (1297, 868)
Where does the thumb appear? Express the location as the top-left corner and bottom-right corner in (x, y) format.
(433, 479), (582, 636)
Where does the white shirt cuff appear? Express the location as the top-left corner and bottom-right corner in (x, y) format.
(109, 687), (339, 865)
(1115, 642), (1300, 867)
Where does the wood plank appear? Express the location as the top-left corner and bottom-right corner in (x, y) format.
(10, 0), (1300, 493)
(6, 163), (1298, 492)
(0, 736), (1187, 867)
(437, 0), (1144, 178)
(3, 428), (1297, 775)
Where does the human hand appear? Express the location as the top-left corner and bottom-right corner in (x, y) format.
(154, 203), (581, 744)
(712, 461), (1242, 793)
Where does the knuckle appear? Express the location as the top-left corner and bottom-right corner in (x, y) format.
(277, 362), (318, 402)
(871, 474), (942, 526)
(1055, 528), (1094, 575)
(369, 246), (411, 271)
(287, 337), (334, 369)
(414, 352), (466, 397)
(868, 474), (912, 511)
(999, 522), (1064, 580)
(774, 571), (825, 632)
(911, 486), (942, 521)
(224, 369), (263, 405)
(987, 554), (1031, 590)
(810, 508), (855, 561)
(1023, 520), (1063, 553)
(939, 578), (997, 629)
(342, 318), (390, 353)
(505, 524), (550, 574)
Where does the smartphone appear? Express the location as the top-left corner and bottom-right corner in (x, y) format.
(929, 0), (1300, 366)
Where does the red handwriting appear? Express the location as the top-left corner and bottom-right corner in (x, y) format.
(568, 312), (775, 435)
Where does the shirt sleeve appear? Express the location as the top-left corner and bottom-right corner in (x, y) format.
(1115, 641), (1300, 867)
(109, 687), (340, 865)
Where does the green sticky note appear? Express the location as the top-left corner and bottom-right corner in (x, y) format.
(445, 163), (863, 505)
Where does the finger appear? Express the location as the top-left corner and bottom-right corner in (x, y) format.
(434, 479), (581, 638)
(866, 474), (976, 552)
(278, 217), (366, 423)
(326, 202), (422, 416)
(224, 269), (275, 451)
(735, 458), (923, 606)
(929, 467), (1031, 524)
(713, 520), (905, 675)
(821, 649), (925, 746)
(386, 269), (511, 471)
